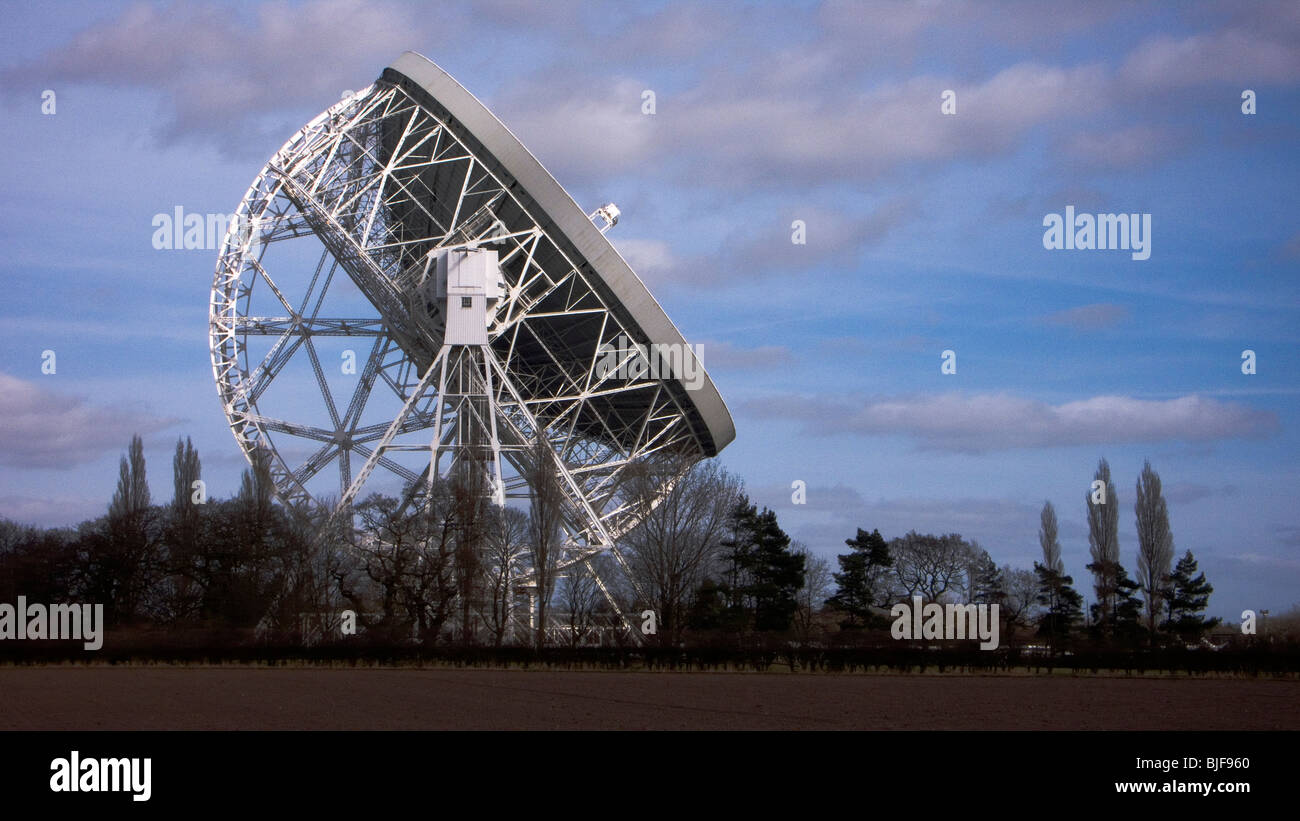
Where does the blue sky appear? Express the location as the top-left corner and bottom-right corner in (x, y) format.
(1, 0), (1298, 622)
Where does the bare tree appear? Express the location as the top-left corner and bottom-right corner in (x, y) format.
(890, 531), (974, 602)
(346, 485), (460, 644)
(526, 435), (564, 650)
(560, 555), (606, 647)
(619, 455), (741, 646)
(450, 456), (491, 645)
(279, 498), (350, 642)
(1135, 460), (1175, 636)
(791, 542), (832, 644)
(480, 505), (528, 647)
(999, 565), (1039, 643)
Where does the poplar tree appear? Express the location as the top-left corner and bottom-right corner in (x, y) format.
(1039, 501), (1062, 573)
(1085, 459), (1123, 632)
(1135, 461), (1175, 636)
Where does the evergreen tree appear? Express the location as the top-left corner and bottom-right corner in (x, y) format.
(720, 501), (805, 633)
(1112, 568), (1144, 641)
(971, 549), (1006, 606)
(718, 496), (758, 630)
(686, 578), (727, 632)
(825, 527), (891, 629)
(1087, 559), (1143, 645)
(1161, 550), (1220, 641)
(1034, 562), (1083, 650)
(745, 509), (805, 632)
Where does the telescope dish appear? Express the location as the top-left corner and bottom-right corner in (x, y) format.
(210, 51), (733, 636)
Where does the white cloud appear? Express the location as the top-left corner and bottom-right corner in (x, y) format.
(1062, 124), (1173, 170)
(0, 494), (104, 529)
(612, 237), (679, 278)
(748, 482), (1050, 568)
(495, 52), (1110, 190)
(503, 76), (660, 184)
(0, 372), (178, 468)
(14, 0), (1297, 184)
(621, 199), (921, 289)
(745, 391), (1279, 452)
(2, 0), (443, 152)
(1120, 29), (1300, 90)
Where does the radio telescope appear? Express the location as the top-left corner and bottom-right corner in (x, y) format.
(210, 51), (733, 637)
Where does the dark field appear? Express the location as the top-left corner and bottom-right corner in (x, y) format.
(1, 667), (1296, 730)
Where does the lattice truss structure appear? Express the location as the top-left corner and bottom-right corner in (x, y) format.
(210, 74), (723, 629)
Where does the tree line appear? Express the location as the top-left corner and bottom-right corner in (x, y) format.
(822, 458), (1224, 651)
(0, 434), (809, 651)
(0, 437), (1267, 655)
